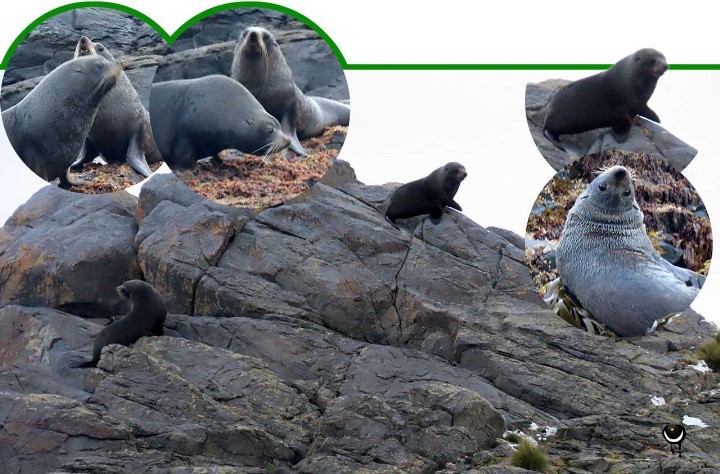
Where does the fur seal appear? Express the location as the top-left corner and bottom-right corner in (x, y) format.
(385, 162), (467, 225)
(2, 55), (121, 185)
(149, 74), (290, 169)
(72, 36), (161, 177)
(230, 26), (350, 156)
(555, 165), (703, 337)
(73, 280), (167, 368)
(543, 48), (668, 150)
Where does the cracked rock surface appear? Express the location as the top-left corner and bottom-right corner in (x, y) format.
(0, 161), (718, 473)
(525, 80), (698, 172)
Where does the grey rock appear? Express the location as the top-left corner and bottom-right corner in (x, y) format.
(0, 187), (141, 317)
(1, 161), (718, 473)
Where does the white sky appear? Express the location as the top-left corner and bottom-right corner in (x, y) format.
(1, 1), (718, 325)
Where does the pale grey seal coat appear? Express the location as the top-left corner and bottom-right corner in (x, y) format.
(230, 26), (350, 156)
(555, 165), (703, 337)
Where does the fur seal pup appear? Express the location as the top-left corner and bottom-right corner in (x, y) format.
(2, 55), (121, 185)
(543, 48), (668, 150)
(149, 75), (290, 169)
(230, 26), (350, 156)
(73, 280), (167, 368)
(556, 166), (703, 337)
(72, 36), (161, 177)
(385, 162), (467, 226)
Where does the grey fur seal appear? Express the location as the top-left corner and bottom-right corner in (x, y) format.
(230, 26), (350, 156)
(385, 162), (467, 226)
(556, 165), (703, 337)
(72, 36), (161, 177)
(2, 55), (121, 185)
(149, 75), (290, 169)
(73, 280), (167, 368)
(543, 48), (668, 150)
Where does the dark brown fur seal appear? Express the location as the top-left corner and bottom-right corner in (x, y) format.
(2, 55), (121, 186)
(385, 162), (467, 225)
(230, 26), (350, 156)
(73, 280), (167, 368)
(149, 75), (290, 170)
(556, 165), (703, 337)
(72, 36), (161, 177)
(543, 48), (668, 150)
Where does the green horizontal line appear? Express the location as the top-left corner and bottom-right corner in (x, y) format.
(343, 64), (720, 71)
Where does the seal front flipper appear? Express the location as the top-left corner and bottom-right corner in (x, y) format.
(543, 128), (566, 151)
(70, 142), (88, 169)
(637, 105), (660, 123)
(126, 131), (153, 177)
(447, 199), (463, 211)
(429, 208), (444, 224)
(384, 214), (400, 230)
(281, 111), (309, 156)
(71, 358), (97, 368)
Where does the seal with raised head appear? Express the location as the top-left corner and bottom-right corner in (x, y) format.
(72, 36), (161, 177)
(556, 165), (703, 337)
(2, 55), (121, 186)
(385, 162), (467, 226)
(230, 26), (350, 156)
(73, 280), (167, 368)
(149, 74), (290, 169)
(543, 48), (668, 150)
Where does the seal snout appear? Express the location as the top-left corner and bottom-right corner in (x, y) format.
(612, 166), (628, 183)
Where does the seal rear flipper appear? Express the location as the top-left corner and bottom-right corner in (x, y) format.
(60, 166), (91, 188)
(281, 111), (309, 157)
(543, 128), (566, 151)
(126, 133), (153, 177)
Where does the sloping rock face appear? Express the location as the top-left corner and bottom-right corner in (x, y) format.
(525, 80), (697, 172)
(1, 162), (718, 472)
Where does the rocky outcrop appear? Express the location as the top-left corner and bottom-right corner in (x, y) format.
(1, 161), (718, 472)
(525, 80), (697, 172)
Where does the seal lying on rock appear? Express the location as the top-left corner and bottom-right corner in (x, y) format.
(543, 48), (668, 151)
(2, 55), (121, 186)
(73, 280), (167, 368)
(72, 36), (161, 178)
(149, 75), (290, 169)
(385, 162), (467, 226)
(230, 26), (350, 156)
(555, 165), (703, 337)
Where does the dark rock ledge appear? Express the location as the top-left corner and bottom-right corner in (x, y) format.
(0, 161), (718, 473)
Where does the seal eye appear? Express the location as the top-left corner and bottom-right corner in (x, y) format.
(623, 189), (632, 197)
(263, 33), (270, 41)
(266, 125), (274, 135)
(599, 184), (607, 191)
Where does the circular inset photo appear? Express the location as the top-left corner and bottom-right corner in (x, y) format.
(150, 7), (350, 208)
(525, 48), (698, 172)
(1, 7), (167, 192)
(526, 150), (712, 338)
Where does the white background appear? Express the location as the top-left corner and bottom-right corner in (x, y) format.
(0, 1), (717, 324)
